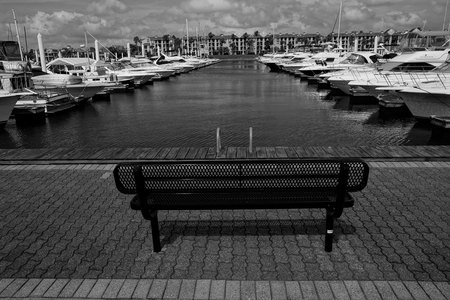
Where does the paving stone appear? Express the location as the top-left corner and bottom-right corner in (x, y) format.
(29, 278), (55, 297)
(270, 281), (287, 300)
(58, 279), (84, 298)
(207, 280), (224, 300)
(373, 281), (397, 300)
(435, 282), (450, 299)
(1, 164), (450, 285)
(0, 279), (14, 294)
(163, 279), (182, 299)
(240, 280), (256, 300)
(344, 281), (365, 300)
(225, 280), (240, 299)
(73, 279), (97, 298)
(359, 281), (382, 300)
(131, 279), (152, 298)
(44, 279), (69, 297)
(117, 279), (138, 298)
(329, 281), (351, 300)
(194, 279), (211, 299)
(148, 279), (167, 299)
(419, 281), (446, 300)
(255, 281), (271, 300)
(179, 279), (196, 299)
(102, 279), (124, 299)
(284, 281), (301, 300)
(0, 278), (27, 297)
(299, 281), (318, 300)
(388, 281), (413, 300)
(87, 279), (110, 298)
(314, 281), (334, 300)
(13, 278), (41, 297)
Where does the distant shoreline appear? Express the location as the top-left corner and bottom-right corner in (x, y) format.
(210, 55), (258, 60)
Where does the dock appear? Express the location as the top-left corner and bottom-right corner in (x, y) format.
(0, 146), (449, 299)
(1, 145), (450, 164)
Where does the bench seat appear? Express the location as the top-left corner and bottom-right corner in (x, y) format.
(114, 159), (369, 252)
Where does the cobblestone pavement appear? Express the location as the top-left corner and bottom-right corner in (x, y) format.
(0, 162), (449, 286)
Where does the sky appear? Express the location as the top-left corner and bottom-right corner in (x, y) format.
(0, 0), (448, 49)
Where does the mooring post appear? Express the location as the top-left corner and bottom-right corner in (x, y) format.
(249, 127), (253, 153)
(216, 127), (221, 154)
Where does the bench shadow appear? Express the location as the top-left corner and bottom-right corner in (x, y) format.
(158, 219), (356, 248)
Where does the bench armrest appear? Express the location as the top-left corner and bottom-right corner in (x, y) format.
(133, 165), (152, 220)
(333, 163), (350, 218)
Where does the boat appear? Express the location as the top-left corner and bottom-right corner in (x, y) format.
(375, 77), (450, 120)
(0, 41), (34, 126)
(13, 90), (76, 118)
(298, 51), (380, 80)
(31, 74), (112, 102)
(281, 50), (346, 74)
(0, 89), (31, 127)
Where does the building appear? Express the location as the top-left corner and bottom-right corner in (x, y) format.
(139, 29), (407, 57)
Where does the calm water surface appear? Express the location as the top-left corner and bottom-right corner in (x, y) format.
(0, 60), (440, 148)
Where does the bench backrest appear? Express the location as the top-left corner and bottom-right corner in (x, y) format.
(114, 159), (369, 194)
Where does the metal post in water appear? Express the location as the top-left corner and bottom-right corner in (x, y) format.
(374, 36), (379, 54)
(141, 42), (145, 56)
(249, 127), (253, 153)
(216, 127), (221, 154)
(127, 43), (131, 59)
(95, 40), (100, 61)
(37, 33), (46, 72)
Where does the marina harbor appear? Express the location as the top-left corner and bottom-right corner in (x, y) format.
(1, 1), (450, 299)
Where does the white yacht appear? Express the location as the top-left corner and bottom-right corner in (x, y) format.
(31, 73), (113, 102)
(0, 41), (34, 126)
(280, 51), (346, 74)
(14, 90), (76, 117)
(297, 52), (380, 79)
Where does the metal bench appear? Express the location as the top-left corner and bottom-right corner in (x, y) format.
(113, 159), (369, 252)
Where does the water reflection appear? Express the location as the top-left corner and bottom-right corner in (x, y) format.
(0, 60), (444, 148)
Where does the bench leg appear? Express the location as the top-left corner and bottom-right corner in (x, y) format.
(325, 208), (334, 252)
(150, 210), (161, 252)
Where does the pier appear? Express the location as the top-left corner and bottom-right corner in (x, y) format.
(0, 146), (449, 299)
(1, 145), (450, 163)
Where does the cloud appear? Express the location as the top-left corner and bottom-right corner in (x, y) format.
(87, 0), (127, 15)
(26, 11), (85, 35)
(183, 0), (235, 13)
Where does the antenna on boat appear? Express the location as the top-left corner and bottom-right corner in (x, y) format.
(337, 1), (343, 49)
(86, 31), (118, 60)
(85, 31), (91, 67)
(23, 26), (28, 59)
(12, 9), (24, 61)
(186, 19), (190, 56)
(444, 0), (449, 30)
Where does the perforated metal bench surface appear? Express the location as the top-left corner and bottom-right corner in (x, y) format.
(113, 159), (369, 252)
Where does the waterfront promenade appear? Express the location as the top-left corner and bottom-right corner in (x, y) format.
(0, 146), (449, 299)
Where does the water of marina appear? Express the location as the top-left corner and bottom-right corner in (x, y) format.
(0, 60), (442, 149)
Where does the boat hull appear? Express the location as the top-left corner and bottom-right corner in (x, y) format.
(399, 91), (450, 120)
(0, 94), (21, 126)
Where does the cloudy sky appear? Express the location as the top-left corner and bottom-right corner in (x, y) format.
(0, 0), (447, 49)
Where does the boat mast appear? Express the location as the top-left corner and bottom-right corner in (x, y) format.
(23, 26), (28, 60)
(444, 0), (449, 30)
(12, 9), (24, 61)
(337, 1), (343, 49)
(85, 32), (91, 69)
(186, 19), (189, 56)
(272, 24), (275, 55)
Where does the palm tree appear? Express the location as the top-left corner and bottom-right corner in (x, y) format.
(246, 38), (254, 54)
(230, 42), (237, 55)
(242, 32), (249, 54)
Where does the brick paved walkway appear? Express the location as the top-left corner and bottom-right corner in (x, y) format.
(0, 162), (449, 299)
